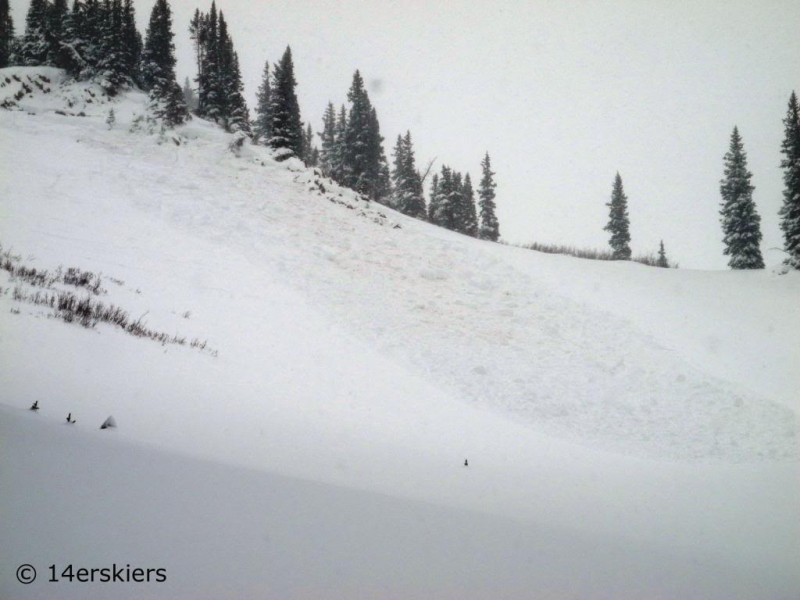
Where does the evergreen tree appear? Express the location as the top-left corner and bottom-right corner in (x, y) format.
(478, 152), (500, 241)
(341, 70), (391, 201)
(97, 0), (129, 95)
(428, 172), (441, 223)
(59, 0), (84, 75)
(657, 240), (669, 268)
(46, 0), (68, 67)
(121, 0), (141, 83)
(0, 0), (14, 68)
(604, 172), (632, 260)
(331, 104), (348, 183)
(302, 122), (318, 166)
(391, 132), (426, 219)
(317, 101), (337, 177)
(18, 0), (51, 66)
(253, 60), (271, 143)
(719, 127), (764, 269)
(369, 106), (391, 203)
(221, 46), (249, 132)
(342, 70), (372, 193)
(779, 91), (800, 269)
(269, 45), (303, 158)
(430, 165), (454, 227)
(192, 2), (222, 123)
(141, 0), (187, 126)
(462, 173), (479, 237)
(182, 76), (197, 110)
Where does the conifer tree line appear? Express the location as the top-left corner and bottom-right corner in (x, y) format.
(4, 0), (186, 124)
(312, 70), (500, 239)
(189, 1), (247, 133)
(601, 91), (800, 271)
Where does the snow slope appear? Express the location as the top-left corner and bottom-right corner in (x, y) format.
(1, 68), (798, 598)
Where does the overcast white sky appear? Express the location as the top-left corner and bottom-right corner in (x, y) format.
(10, 0), (800, 268)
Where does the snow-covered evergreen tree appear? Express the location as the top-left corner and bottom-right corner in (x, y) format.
(18, 0), (50, 66)
(719, 127), (764, 269)
(141, 0), (187, 126)
(252, 60), (271, 144)
(331, 104), (348, 183)
(478, 152), (500, 241)
(269, 45), (303, 159)
(428, 172), (441, 223)
(339, 71), (391, 201)
(192, 2), (222, 123)
(462, 173), (479, 237)
(182, 76), (197, 110)
(46, 0), (68, 67)
(302, 122), (318, 166)
(657, 240), (669, 268)
(779, 91), (800, 269)
(391, 132), (426, 219)
(317, 101), (337, 177)
(97, 0), (130, 95)
(0, 0), (14, 68)
(121, 0), (141, 83)
(604, 172), (632, 260)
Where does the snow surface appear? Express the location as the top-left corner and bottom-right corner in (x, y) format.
(1, 68), (799, 598)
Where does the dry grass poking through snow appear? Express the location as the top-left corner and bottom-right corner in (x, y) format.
(1, 243), (216, 356)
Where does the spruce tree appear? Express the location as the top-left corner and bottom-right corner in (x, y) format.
(343, 70), (373, 194)
(141, 0), (187, 126)
(604, 172), (632, 260)
(331, 104), (348, 183)
(269, 45), (303, 158)
(253, 60), (271, 144)
(302, 122), (318, 166)
(121, 0), (141, 83)
(431, 165), (454, 228)
(478, 152), (500, 241)
(719, 127), (764, 269)
(779, 91), (800, 269)
(18, 0), (50, 66)
(428, 172), (441, 223)
(0, 0), (14, 68)
(462, 173), (479, 237)
(182, 76), (197, 110)
(97, 0), (130, 95)
(318, 101), (337, 177)
(391, 132), (425, 217)
(47, 0), (68, 67)
(657, 240), (669, 268)
(82, 0), (105, 70)
(60, 0), (86, 76)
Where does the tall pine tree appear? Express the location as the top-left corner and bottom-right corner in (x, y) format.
(604, 172), (632, 260)
(269, 45), (303, 158)
(18, 0), (50, 65)
(341, 70), (390, 201)
(331, 104), (348, 183)
(317, 101), (337, 177)
(0, 0), (14, 68)
(478, 152), (500, 241)
(141, 0), (187, 126)
(391, 131), (426, 219)
(253, 59), (272, 143)
(779, 91), (800, 269)
(657, 240), (669, 268)
(462, 173), (479, 237)
(719, 127), (764, 269)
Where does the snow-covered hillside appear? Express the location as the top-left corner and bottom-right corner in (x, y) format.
(1, 68), (798, 599)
